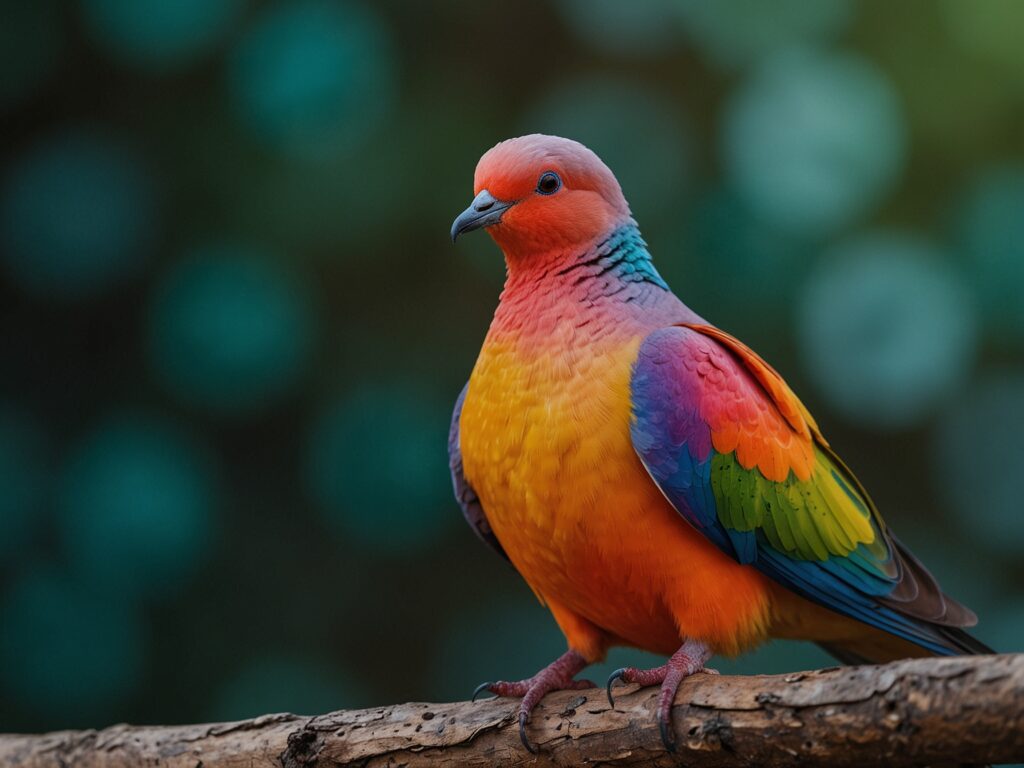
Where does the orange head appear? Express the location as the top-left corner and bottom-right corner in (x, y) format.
(451, 135), (632, 259)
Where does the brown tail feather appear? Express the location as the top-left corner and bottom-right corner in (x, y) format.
(881, 535), (978, 627)
(819, 626), (994, 666)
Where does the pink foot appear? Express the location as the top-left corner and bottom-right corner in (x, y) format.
(472, 649), (595, 753)
(605, 639), (717, 752)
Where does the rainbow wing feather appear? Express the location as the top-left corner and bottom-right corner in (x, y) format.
(630, 324), (980, 655)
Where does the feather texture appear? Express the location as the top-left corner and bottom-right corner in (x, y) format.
(450, 133), (991, 666)
(630, 324), (981, 655)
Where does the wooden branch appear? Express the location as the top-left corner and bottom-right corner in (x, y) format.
(1, 654), (1021, 768)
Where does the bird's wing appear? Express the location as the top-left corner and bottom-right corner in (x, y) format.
(449, 382), (508, 561)
(630, 324), (980, 655)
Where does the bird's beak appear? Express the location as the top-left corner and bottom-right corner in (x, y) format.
(450, 189), (514, 242)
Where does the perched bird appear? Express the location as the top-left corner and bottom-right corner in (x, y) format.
(448, 134), (990, 753)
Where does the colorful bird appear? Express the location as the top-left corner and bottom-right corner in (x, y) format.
(448, 134), (990, 753)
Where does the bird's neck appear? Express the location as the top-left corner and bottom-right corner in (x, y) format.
(489, 222), (687, 344)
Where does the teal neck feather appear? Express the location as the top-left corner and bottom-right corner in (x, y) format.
(555, 223), (669, 291)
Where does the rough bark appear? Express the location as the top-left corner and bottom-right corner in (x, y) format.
(1, 654), (1021, 768)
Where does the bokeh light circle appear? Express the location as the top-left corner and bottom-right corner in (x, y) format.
(0, 406), (48, 564)
(724, 48), (905, 239)
(931, 372), (1024, 556)
(228, 0), (396, 157)
(148, 245), (315, 413)
(797, 233), (975, 430)
(954, 166), (1024, 336)
(676, 0), (853, 70)
(57, 414), (217, 598)
(0, 0), (62, 110)
(522, 76), (691, 226)
(80, 0), (244, 72)
(0, 569), (145, 719)
(305, 386), (451, 554)
(0, 130), (156, 299)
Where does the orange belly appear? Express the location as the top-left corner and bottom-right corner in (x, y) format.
(460, 333), (774, 660)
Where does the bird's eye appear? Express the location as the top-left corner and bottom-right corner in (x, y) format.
(536, 171), (561, 195)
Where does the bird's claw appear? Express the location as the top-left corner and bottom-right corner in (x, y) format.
(469, 649), (590, 754)
(605, 667), (627, 709)
(660, 715), (677, 753)
(472, 679), (546, 752)
(518, 711), (536, 754)
(471, 681), (495, 702)
(604, 640), (714, 753)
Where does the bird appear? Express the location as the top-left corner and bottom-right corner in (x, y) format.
(448, 134), (991, 753)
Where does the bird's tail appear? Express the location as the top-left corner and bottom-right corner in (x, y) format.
(818, 625), (994, 666)
(935, 626), (996, 656)
(824, 533), (996, 664)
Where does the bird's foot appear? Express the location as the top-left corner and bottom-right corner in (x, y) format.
(605, 639), (717, 752)
(471, 648), (595, 753)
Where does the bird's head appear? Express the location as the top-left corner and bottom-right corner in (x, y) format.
(451, 134), (632, 259)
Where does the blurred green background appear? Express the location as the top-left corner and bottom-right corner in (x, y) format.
(1, 0), (1023, 734)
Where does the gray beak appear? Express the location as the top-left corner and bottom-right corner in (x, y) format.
(450, 189), (514, 242)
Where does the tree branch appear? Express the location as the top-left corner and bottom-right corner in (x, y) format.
(1, 654), (1021, 767)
